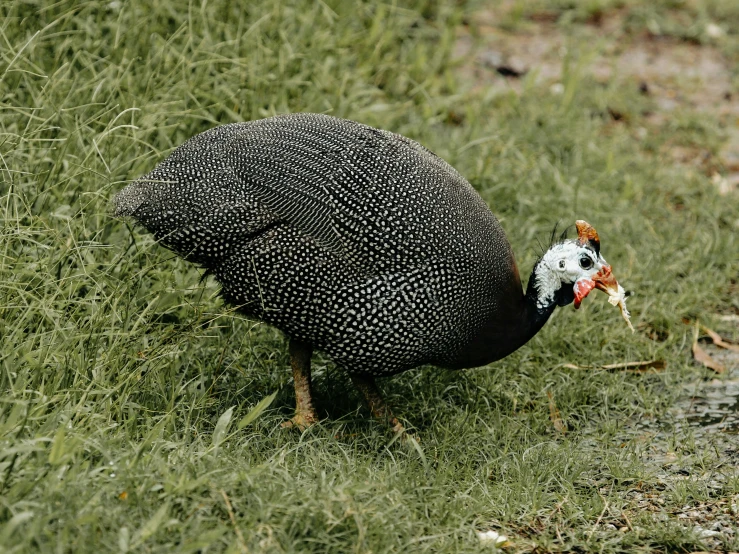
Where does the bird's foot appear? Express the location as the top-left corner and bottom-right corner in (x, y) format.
(282, 338), (318, 431)
(387, 416), (407, 437)
(387, 418), (423, 445)
(280, 410), (318, 431)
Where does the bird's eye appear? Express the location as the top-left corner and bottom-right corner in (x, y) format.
(579, 256), (593, 270)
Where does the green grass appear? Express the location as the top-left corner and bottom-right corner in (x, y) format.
(1, 0), (738, 552)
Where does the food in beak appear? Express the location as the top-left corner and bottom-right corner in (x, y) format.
(592, 264), (634, 332)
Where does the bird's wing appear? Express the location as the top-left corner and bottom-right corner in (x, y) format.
(223, 113), (466, 268)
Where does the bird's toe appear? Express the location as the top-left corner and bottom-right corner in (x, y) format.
(280, 412), (319, 431)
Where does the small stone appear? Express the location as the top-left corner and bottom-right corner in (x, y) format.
(712, 172), (737, 196)
(479, 50), (504, 69)
(706, 23), (725, 38)
(477, 530), (510, 547)
(695, 526), (722, 539)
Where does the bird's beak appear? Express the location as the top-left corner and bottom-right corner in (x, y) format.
(573, 262), (622, 309)
(592, 263), (621, 296)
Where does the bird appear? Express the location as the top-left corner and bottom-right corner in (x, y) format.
(114, 113), (627, 433)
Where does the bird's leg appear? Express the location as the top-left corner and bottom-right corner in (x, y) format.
(349, 373), (405, 435)
(281, 338), (319, 430)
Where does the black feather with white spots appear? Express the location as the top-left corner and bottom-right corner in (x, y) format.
(114, 113), (520, 376)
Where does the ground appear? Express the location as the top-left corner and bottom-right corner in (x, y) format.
(1, 1), (738, 552)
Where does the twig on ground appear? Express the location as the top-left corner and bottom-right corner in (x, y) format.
(621, 510), (633, 532)
(220, 489), (248, 553)
(547, 391), (567, 434)
(588, 487), (613, 540)
(561, 360), (665, 372)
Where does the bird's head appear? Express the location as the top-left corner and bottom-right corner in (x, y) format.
(533, 220), (627, 315)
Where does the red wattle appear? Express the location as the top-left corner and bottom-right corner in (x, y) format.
(573, 278), (596, 310)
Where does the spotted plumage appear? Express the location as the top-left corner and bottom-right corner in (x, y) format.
(114, 113), (625, 429)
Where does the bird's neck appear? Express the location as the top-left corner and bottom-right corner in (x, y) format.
(445, 259), (557, 369)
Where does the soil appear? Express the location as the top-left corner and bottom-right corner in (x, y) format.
(626, 340), (739, 549)
(454, 6), (739, 195)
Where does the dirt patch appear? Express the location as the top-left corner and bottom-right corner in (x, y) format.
(454, 7), (739, 194)
(453, 18), (564, 95)
(616, 336), (739, 546)
(611, 38), (735, 117)
(455, 9), (735, 112)
(680, 341), (739, 432)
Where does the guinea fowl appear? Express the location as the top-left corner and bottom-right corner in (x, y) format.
(114, 113), (629, 432)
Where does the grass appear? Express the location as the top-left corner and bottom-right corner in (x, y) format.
(1, 0), (738, 552)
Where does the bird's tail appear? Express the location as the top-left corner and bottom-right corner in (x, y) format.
(112, 179), (154, 217)
(112, 167), (279, 268)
